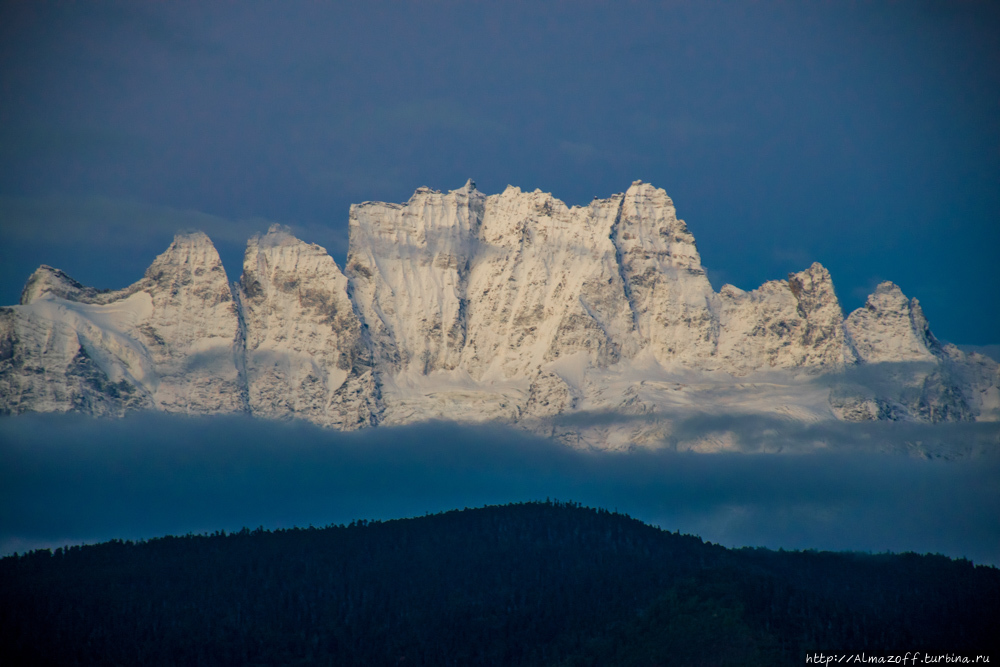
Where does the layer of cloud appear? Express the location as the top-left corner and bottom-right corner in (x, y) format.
(1, 413), (997, 565)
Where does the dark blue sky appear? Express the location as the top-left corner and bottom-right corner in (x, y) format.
(1, 2), (997, 343)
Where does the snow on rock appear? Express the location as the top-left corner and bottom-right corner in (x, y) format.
(524, 370), (579, 418)
(377, 367), (525, 426)
(715, 263), (851, 374)
(3, 182), (997, 449)
(129, 231), (245, 413)
(238, 225), (380, 429)
(942, 345), (1000, 422)
(19, 265), (102, 305)
(346, 180), (483, 375)
(833, 282), (979, 423)
(1, 232), (243, 416)
(614, 181), (717, 366)
(0, 299), (154, 416)
(461, 186), (636, 380)
(845, 282), (938, 363)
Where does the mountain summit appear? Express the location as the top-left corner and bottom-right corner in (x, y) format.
(2, 182), (997, 450)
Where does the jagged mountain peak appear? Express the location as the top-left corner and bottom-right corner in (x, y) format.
(870, 280), (905, 298)
(3, 181), (996, 443)
(246, 226), (341, 274)
(863, 281), (919, 319)
(845, 281), (938, 364)
(403, 180), (483, 204)
(794, 261), (831, 280)
(787, 262), (840, 315)
(149, 230), (220, 265)
(489, 183), (574, 219)
(144, 230), (227, 284)
(20, 265), (88, 305)
(20, 230), (229, 309)
(713, 260), (848, 374)
(243, 226), (343, 287)
(169, 229), (214, 245)
(623, 180), (676, 208)
(345, 179), (490, 375)
(856, 281), (913, 320)
(254, 223), (301, 249)
(4, 228), (243, 417)
(858, 282), (937, 342)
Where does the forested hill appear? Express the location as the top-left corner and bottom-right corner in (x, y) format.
(2, 502), (997, 666)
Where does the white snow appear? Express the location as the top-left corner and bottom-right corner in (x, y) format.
(2, 182), (996, 451)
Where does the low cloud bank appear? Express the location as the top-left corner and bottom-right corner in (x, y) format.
(554, 406), (1000, 457)
(1, 413), (997, 564)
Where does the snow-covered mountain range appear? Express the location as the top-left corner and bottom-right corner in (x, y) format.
(2, 181), (997, 451)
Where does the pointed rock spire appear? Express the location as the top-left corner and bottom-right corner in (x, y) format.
(844, 282), (938, 363)
(19, 265), (87, 305)
(715, 262), (848, 373)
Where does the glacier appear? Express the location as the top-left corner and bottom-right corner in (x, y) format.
(2, 180), (997, 452)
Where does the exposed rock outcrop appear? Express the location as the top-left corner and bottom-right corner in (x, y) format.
(239, 225), (379, 429)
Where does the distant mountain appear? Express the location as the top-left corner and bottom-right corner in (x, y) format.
(2, 502), (997, 665)
(2, 181), (997, 450)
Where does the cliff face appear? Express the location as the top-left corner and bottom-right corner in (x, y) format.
(239, 225), (379, 429)
(346, 180), (485, 377)
(462, 185), (634, 380)
(2, 181), (996, 448)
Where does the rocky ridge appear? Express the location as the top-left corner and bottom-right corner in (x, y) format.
(2, 181), (997, 451)
(2, 232), (243, 416)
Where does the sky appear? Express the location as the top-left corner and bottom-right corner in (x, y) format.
(0, 2), (998, 563)
(2, 414), (998, 565)
(0, 1), (998, 345)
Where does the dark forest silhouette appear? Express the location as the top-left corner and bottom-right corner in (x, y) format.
(2, 501), (997, 666)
